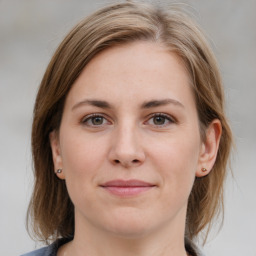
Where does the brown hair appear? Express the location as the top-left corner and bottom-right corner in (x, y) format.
(28, 1), (232, 243)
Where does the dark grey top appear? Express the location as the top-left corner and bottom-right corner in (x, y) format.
(20, 239), (69, 256)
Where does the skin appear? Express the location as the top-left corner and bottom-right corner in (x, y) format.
(50, 41), (221, 256)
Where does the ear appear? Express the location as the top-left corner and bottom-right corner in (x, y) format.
(196, 119), (222, 177)
(49, 131), (65, 180)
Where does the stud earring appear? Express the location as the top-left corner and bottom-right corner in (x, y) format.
(56, 169), (62, 174)
(201, 168), (207, 172)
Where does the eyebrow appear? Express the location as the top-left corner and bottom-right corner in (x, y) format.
(141, 99), (185, 109)
(72, 98), (184, 111)
(72, 100), (112, 111)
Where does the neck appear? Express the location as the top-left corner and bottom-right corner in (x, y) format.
(61, 209), (188, 256)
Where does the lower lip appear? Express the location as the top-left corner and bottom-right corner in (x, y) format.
(102, 186), (154, 197)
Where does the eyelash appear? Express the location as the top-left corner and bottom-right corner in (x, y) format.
(145, 113), (176, 127)
(81, 113), (110, 127)
(81, 113), (176, 128)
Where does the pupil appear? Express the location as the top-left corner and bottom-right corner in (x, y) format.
(92, 117), (103, 125)
(154, 116), (165, 125)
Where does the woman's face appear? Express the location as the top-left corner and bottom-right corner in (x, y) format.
(50, 42), (214, 238)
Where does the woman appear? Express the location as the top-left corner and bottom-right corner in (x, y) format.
(22, 1), (232, 256)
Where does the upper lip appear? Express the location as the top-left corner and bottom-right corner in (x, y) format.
(100, 179), (155, 187)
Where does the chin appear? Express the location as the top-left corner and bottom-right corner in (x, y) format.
(101, 209), (157, 239)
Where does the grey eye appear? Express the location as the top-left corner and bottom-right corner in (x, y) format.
(82, 115), (109, 127)
(91, 116), (104, 125)
(153, 116), (166, 125)
(146, 113), (175, 127)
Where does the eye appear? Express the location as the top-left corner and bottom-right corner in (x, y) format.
(81, 114), (110, 127)
(146, 113), (175, 127)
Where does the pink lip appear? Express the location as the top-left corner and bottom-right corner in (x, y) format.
(100, 179), (156, 197)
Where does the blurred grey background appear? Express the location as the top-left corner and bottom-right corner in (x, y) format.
(0, 0), (255, 255)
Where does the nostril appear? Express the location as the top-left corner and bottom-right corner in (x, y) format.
(113, 159), (139, 165)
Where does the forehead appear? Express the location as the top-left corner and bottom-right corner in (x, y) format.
(65, 41), (195, 108)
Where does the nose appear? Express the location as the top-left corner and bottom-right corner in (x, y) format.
(108, 124), (145, 168)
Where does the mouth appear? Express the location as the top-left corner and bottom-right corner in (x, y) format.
(100, 179), (156, 197)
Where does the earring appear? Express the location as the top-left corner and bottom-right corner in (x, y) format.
(56, 169), (62, 174)
(201, 168), (207, 172)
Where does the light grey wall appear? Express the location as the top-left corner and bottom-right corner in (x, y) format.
(0, 0), (255, 255)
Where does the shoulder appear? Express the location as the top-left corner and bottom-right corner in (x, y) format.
(20, 238), (72, 256)
(20, 245), (54, 256)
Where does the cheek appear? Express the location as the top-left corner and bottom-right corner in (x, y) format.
(152, 131), (200, 169)
(59, 129), (108, 181)
(59, 130), (110, 208)
(151, 133), (201, 196)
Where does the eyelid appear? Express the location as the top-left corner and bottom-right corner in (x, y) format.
(81, 113), (112, 127)
(144, 113), (176, 127)
(80, 112), (176, 128)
